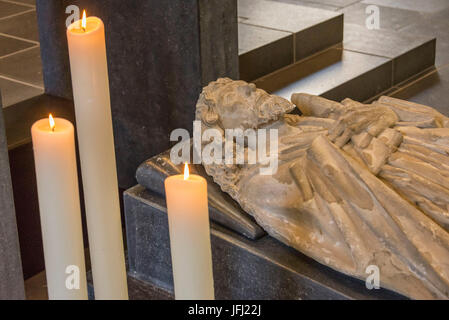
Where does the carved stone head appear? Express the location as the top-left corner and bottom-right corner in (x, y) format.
(196, 78), (294, 130)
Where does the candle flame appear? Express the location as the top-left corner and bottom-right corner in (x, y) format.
(49, 114), (55, 132)
(81, 10), (87, 30)
(184, 163), (189, 180)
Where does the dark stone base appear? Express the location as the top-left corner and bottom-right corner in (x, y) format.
(87, 270), (173, 300)
(124, 185), (406, 300)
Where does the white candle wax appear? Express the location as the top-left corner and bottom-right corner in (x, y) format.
(31, 116), (87, 300)
(164, 165), (215, 300)
(66, 14), (128, 300)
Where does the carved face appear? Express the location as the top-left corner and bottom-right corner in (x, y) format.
(214, 81), (260, 130)
(196, 78), (294, 131)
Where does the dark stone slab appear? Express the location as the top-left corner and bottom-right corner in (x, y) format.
(136, 148), (265, 240)
(254, 45), (343, 93)
(36, 0), (239, 189)
(239, 23), (293, 81)
(304, 0), (359, 7)
(0, 93), (25, 300)
(255, 46), (392, 103)
(199, 0), (239, 85)
(238, 0), (344, 81)
(343, 24), (436, 84)
(0, 35), (35, 58)
(390, 65), (449, 116)
(124, 186), (406, 299)
(238, 0), (343, 62)
(0, 77), (43, 108)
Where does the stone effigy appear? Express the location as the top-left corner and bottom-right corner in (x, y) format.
(194, 78), (449, 300)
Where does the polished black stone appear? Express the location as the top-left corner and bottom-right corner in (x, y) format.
(3, 94), (86, 279)
(294, 13), (343, 62)
(272, 0), (357, 9)
(124, 186), (406, 300)
(270, 0), (339, 11)
(0, 93), (25, 300)
(239, 0), (343, 73)
(0, 47), (43, 87)
(36, 0), (239, 188)
(255, 18), (437, 103)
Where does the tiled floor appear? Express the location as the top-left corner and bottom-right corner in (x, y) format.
(0, 0), (43, 107)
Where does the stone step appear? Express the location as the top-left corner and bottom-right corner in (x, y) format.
(238, 0), (343, 81)
(254, 24), (435, 103)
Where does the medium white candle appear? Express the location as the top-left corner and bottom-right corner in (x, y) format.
(164, 164), (215, 300)
(66, 12), (128, 300)
(31, 115), (87, 300)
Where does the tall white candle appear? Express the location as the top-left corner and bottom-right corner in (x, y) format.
(66, 12), (128, 300)
(164, 164), (215, 300)
(31, 115), (87, 300)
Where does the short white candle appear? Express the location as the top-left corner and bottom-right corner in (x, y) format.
(31, 115), (87, 300)
(164, 164), (215, 300)
(66, 11), (128, 300)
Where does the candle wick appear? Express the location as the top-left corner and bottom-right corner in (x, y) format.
(51, 127), (55, 132)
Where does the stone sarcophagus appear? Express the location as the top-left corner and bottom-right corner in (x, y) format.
(124, 79), (449, 300)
